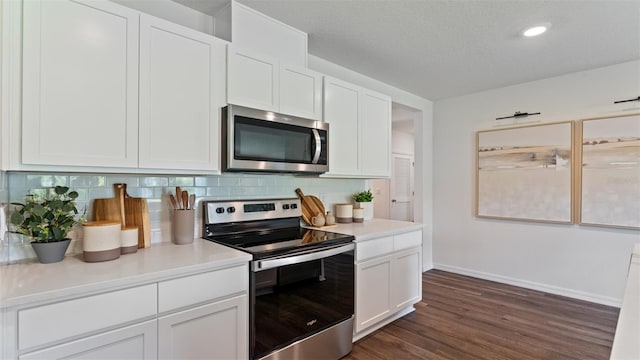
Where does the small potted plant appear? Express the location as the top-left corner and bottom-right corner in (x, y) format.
(353, 189), (374, 221)
(10, 186), (84, 263)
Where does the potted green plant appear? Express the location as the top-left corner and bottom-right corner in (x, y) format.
(353, 189), (374, 221)
(10, 186), (84, 263)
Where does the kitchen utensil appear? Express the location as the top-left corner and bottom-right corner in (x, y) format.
(182, 191), (189, 210)
(294, 188), (326, 226)
(169, 194), (178, 210)
(189, 194), (196, 211)
(176, 186), (182, 209)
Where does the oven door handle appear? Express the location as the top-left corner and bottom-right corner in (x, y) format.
(252, 243), (354, 272)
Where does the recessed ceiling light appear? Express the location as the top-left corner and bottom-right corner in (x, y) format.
(522, 23), (551, 37)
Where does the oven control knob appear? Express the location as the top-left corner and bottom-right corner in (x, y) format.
(215, 207), (225, 214)
(283, 204), (290, 210)
(226, 206), (236, 213)
(290, 203), (297, 209)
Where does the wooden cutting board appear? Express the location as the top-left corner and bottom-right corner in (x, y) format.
(93, 184), (151, 248)
(295, 188), (326, 226)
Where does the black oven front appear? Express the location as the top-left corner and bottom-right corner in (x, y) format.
(250, 243), (355, 360)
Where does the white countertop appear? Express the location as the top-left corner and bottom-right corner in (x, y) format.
(307, 218), (424, 241)
(610, 243), (640, 360)
(0, 239), (251, 309)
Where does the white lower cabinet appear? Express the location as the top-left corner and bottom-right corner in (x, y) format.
(19, 320), (157, 360)
(354, 230), (422, 336)
(7, 265), (249, 360)
(158, 295), (248, 360)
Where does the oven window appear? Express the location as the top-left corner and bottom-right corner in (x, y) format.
(234, 116), (314, 163)
(251, 250), (354, 359)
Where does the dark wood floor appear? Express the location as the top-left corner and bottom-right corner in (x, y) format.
(345, 269), (619, 360)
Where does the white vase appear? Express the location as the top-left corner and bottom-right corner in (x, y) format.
(355, 201), (373, 220)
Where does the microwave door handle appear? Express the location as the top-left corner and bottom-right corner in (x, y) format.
(311, 129), (321, 164)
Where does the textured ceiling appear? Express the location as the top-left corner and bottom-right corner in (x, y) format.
(175, 0), (640, 100)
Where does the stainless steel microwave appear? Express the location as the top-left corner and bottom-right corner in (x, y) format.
(221, 105), (329, 174)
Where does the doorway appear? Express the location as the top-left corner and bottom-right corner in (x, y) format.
(372, 103), (419, 222)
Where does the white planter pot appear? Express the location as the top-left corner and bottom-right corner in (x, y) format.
(355, 201), (373, 220)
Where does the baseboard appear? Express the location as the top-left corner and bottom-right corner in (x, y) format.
(432, 263), (622, 308)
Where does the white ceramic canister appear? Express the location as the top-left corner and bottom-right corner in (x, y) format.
(120, 226), (138, 254)
(335, 204), (353, 223)
(353, 207), (364, 223)
(83, 221), (121, 262)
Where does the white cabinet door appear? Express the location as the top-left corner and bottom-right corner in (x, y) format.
(323, 77), (359, 176)
(391, 247), (422, 310)
(139, 15), (226, 172)
(19, 320), (157, 360)
(355, 255), (392, 333)
(158, 295), (248, 360)
(228, 46), (279, 112)
(359, 89), (391, 177)
(279, 64), (322, 120)
(22, 0), (139, 168)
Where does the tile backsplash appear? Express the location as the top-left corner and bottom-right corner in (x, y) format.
(1, 171), (366, 263)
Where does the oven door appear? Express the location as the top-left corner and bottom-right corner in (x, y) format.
(223, 105), (329, 174)
(250, 243), (354, 359)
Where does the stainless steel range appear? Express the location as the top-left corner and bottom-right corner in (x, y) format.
(202, 198), (355, 360)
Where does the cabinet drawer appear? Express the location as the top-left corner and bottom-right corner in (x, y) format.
(158, 264), (248, 313)
(18, 284), (157, 350)
(356, 236), (393, 261)
(394, 231), (422, 251)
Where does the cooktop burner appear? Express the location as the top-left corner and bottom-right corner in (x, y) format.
(202, 199), (354, 259)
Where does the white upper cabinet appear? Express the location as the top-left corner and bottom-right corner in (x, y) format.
(323, 76), (391, 178)
(22, 0), (139, 168)
(139, 15), (226, 172)
(228, 46), (322, 120)
(323, 77), (359, 175)
(214, 0), (307, 67)
(227, 47), (279, 112)
(360, 89), (392, 177)
(279, 64), (323, 120)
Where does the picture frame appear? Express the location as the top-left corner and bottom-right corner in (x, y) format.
(576, 113), (640, 230)
(476, 121), (574, 223)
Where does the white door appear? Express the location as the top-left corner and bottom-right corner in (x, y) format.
(323, 77), (359, 176)
(390, 153), (414, 221)
(22, 0), (139, 168)
(158, 295), (248, 360)
(139, 14), (226, 172)
(227, 46), (279, 112)
(19, 320), (157, 360)
(355, 255), (392, 332)
(359, 89), (391, 177)
(279, 64), (323, 120)
(391, 247), (422, 311)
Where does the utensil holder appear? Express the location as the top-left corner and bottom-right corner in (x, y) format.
(172, 209), (195, 245)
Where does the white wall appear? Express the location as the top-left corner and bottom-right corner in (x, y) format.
(433, 60), (640, 306)
(392, 130), (414, 155)
(309, 55), (434, 270)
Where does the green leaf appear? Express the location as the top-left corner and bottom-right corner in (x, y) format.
(10, 211), (24, 225)
(32, 204), (47, 217)
(68, 191), (79, 199)
(54, 186), (69, 195)
(49, 199), (64, 210)
(51, 227), (63, 240)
